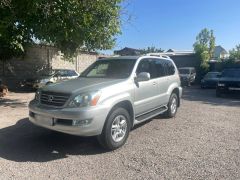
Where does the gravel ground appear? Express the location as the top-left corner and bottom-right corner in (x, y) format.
(0, 87), (240, 180)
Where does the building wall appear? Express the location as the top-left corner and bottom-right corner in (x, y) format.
(0, 45), (99, 89)
(170, 54), (200, 68)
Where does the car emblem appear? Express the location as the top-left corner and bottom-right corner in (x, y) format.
(48, 95), (54, 102)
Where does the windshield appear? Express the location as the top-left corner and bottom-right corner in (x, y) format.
(222, 69), (240, 78)
(179, 69), (190, 74)
(80, 59), (137, 79)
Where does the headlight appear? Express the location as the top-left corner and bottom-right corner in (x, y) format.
(68, 91), (101, 108)
(35, 90), (40, 102)
(218, 83), (225, 87)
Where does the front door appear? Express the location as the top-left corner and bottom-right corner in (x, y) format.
(134, 59), (160, 115)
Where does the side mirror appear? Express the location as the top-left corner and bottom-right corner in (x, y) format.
(136, 72), (150, 82)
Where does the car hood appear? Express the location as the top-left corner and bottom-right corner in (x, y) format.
(204, 77), (219, 81)
(41, 78), (125, 94)
(219, 77), (240, 82)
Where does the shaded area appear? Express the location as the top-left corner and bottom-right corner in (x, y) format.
(0, 118), (108, 162)
(182, 86), (240, 107)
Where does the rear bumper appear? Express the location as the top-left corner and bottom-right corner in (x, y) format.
(28, 100), (110, 136)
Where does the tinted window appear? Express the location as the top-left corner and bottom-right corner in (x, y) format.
(222, 69), (240, 78)
(179, 69), (190, 74)
(154, 59), (166, 77)
(55, 70), (68, 77)
(81, 59), (136, 79)
(166, 61), (175, 75)
(67, 70), (78, 76)
(136, 59), (158, 79)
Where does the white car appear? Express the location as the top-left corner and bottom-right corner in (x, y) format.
(32, 69), (79, 89)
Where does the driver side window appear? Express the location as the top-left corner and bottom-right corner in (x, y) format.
(136, 59), (151, 75)
(136, 59), (157, 79)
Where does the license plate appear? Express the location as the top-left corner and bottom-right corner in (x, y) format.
(35, 114), (53, 126)
(229, 87), (240, 91)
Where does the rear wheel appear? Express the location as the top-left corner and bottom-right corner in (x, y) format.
(97, 107), (130, 150)
(165, 93), (178, 118)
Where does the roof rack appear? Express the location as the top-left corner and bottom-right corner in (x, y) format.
(146, 53), (171, 59)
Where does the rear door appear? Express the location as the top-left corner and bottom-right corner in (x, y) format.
(154, 59), (170, 105)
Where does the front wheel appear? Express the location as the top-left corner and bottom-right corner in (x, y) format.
(97, 107), (131, 150)
(165, 93), (178, 118)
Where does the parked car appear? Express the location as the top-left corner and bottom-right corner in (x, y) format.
(29, 55), (182, 150)
(201, 72), (220, 88)
(25, 69), (79, 89)
(216, 68), (240, 97)
(178, 67), (196, 86)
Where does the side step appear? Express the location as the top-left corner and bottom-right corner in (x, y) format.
(134, 106), (168, 124)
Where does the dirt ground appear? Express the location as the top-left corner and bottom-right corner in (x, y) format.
(0, 87), (240, 179)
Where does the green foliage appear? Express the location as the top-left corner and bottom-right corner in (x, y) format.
(0, 0), (123, 61)
(140, 46), (164, 54)
(229, 44), (240, 60)
(209, 30), (215, 59)
(193, 28), (216, 75)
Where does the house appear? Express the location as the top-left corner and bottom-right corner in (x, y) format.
(114, 47), (143, 56)
(213, 46), (229, 59)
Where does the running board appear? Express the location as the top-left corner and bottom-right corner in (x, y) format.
(134, 106), (168, 125)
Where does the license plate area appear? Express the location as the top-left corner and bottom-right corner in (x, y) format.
(35, 114), (54, 126)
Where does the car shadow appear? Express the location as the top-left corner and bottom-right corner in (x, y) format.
(182, 86), (240, 107)
(0, 118), (108, 162)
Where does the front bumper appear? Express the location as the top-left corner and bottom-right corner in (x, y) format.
(28, 101), (110, 136)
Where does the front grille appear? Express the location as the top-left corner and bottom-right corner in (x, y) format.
(40, 91), (70, 107)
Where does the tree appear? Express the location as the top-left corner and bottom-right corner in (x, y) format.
(0, 0), (123, 63)
(140, 46), (164, 54)
(229, 44), (240, 60)
(193, 28), (216, 73)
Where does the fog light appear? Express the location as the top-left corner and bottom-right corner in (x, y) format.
(72, 119), (91, 126)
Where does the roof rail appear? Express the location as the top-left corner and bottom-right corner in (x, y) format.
(146, 53), (171, 59)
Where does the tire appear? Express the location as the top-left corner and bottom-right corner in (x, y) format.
(97, 107), (131, 150)
(165, 93), (178, 118)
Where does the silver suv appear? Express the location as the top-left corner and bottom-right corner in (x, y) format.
(29, 55), (182, 150)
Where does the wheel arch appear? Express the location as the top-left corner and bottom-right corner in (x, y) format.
(107, 100), (135, 129)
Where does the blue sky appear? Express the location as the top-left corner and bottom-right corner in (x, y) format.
(106, 0), (240, 53)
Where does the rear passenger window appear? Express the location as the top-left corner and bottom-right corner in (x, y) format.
(154, 59), (166, 77)
(165, 61), (175, 75)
